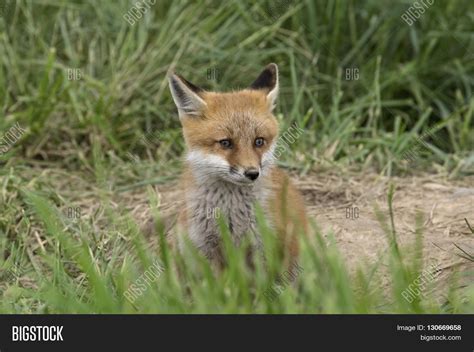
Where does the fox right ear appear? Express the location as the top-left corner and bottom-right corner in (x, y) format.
(168, 72), (207, 118)
(250, 63), (279, 111)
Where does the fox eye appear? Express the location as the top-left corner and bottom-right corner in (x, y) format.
(254, 137), (265, 147)
(219, 139), (233, 149)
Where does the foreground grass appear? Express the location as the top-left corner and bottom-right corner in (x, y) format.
(0, 180), (472, 314)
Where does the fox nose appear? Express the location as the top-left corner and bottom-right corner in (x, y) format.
(244, 169), (260, 181)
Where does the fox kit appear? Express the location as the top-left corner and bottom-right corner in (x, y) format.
(168, 63), (307, 268)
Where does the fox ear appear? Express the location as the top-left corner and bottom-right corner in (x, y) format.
(250, 63), (279, 111)
(168, 72), (207, 118)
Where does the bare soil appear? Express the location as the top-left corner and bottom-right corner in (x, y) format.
(298, 172), (473, 280)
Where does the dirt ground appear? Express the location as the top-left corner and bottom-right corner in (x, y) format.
(297, 172), (474, 289)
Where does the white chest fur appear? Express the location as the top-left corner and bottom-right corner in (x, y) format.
(183, 178), (267, 260)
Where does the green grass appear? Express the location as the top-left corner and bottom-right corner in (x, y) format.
(1, 0), (473, 174)
(0, 186), (471, 313)
(0, 0), (473, 313)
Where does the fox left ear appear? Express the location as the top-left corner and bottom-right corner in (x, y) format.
(250, 63), (279, 111)
(168, 71), (207, 119)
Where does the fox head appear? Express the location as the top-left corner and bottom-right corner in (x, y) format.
(168, 64), (280, 186)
